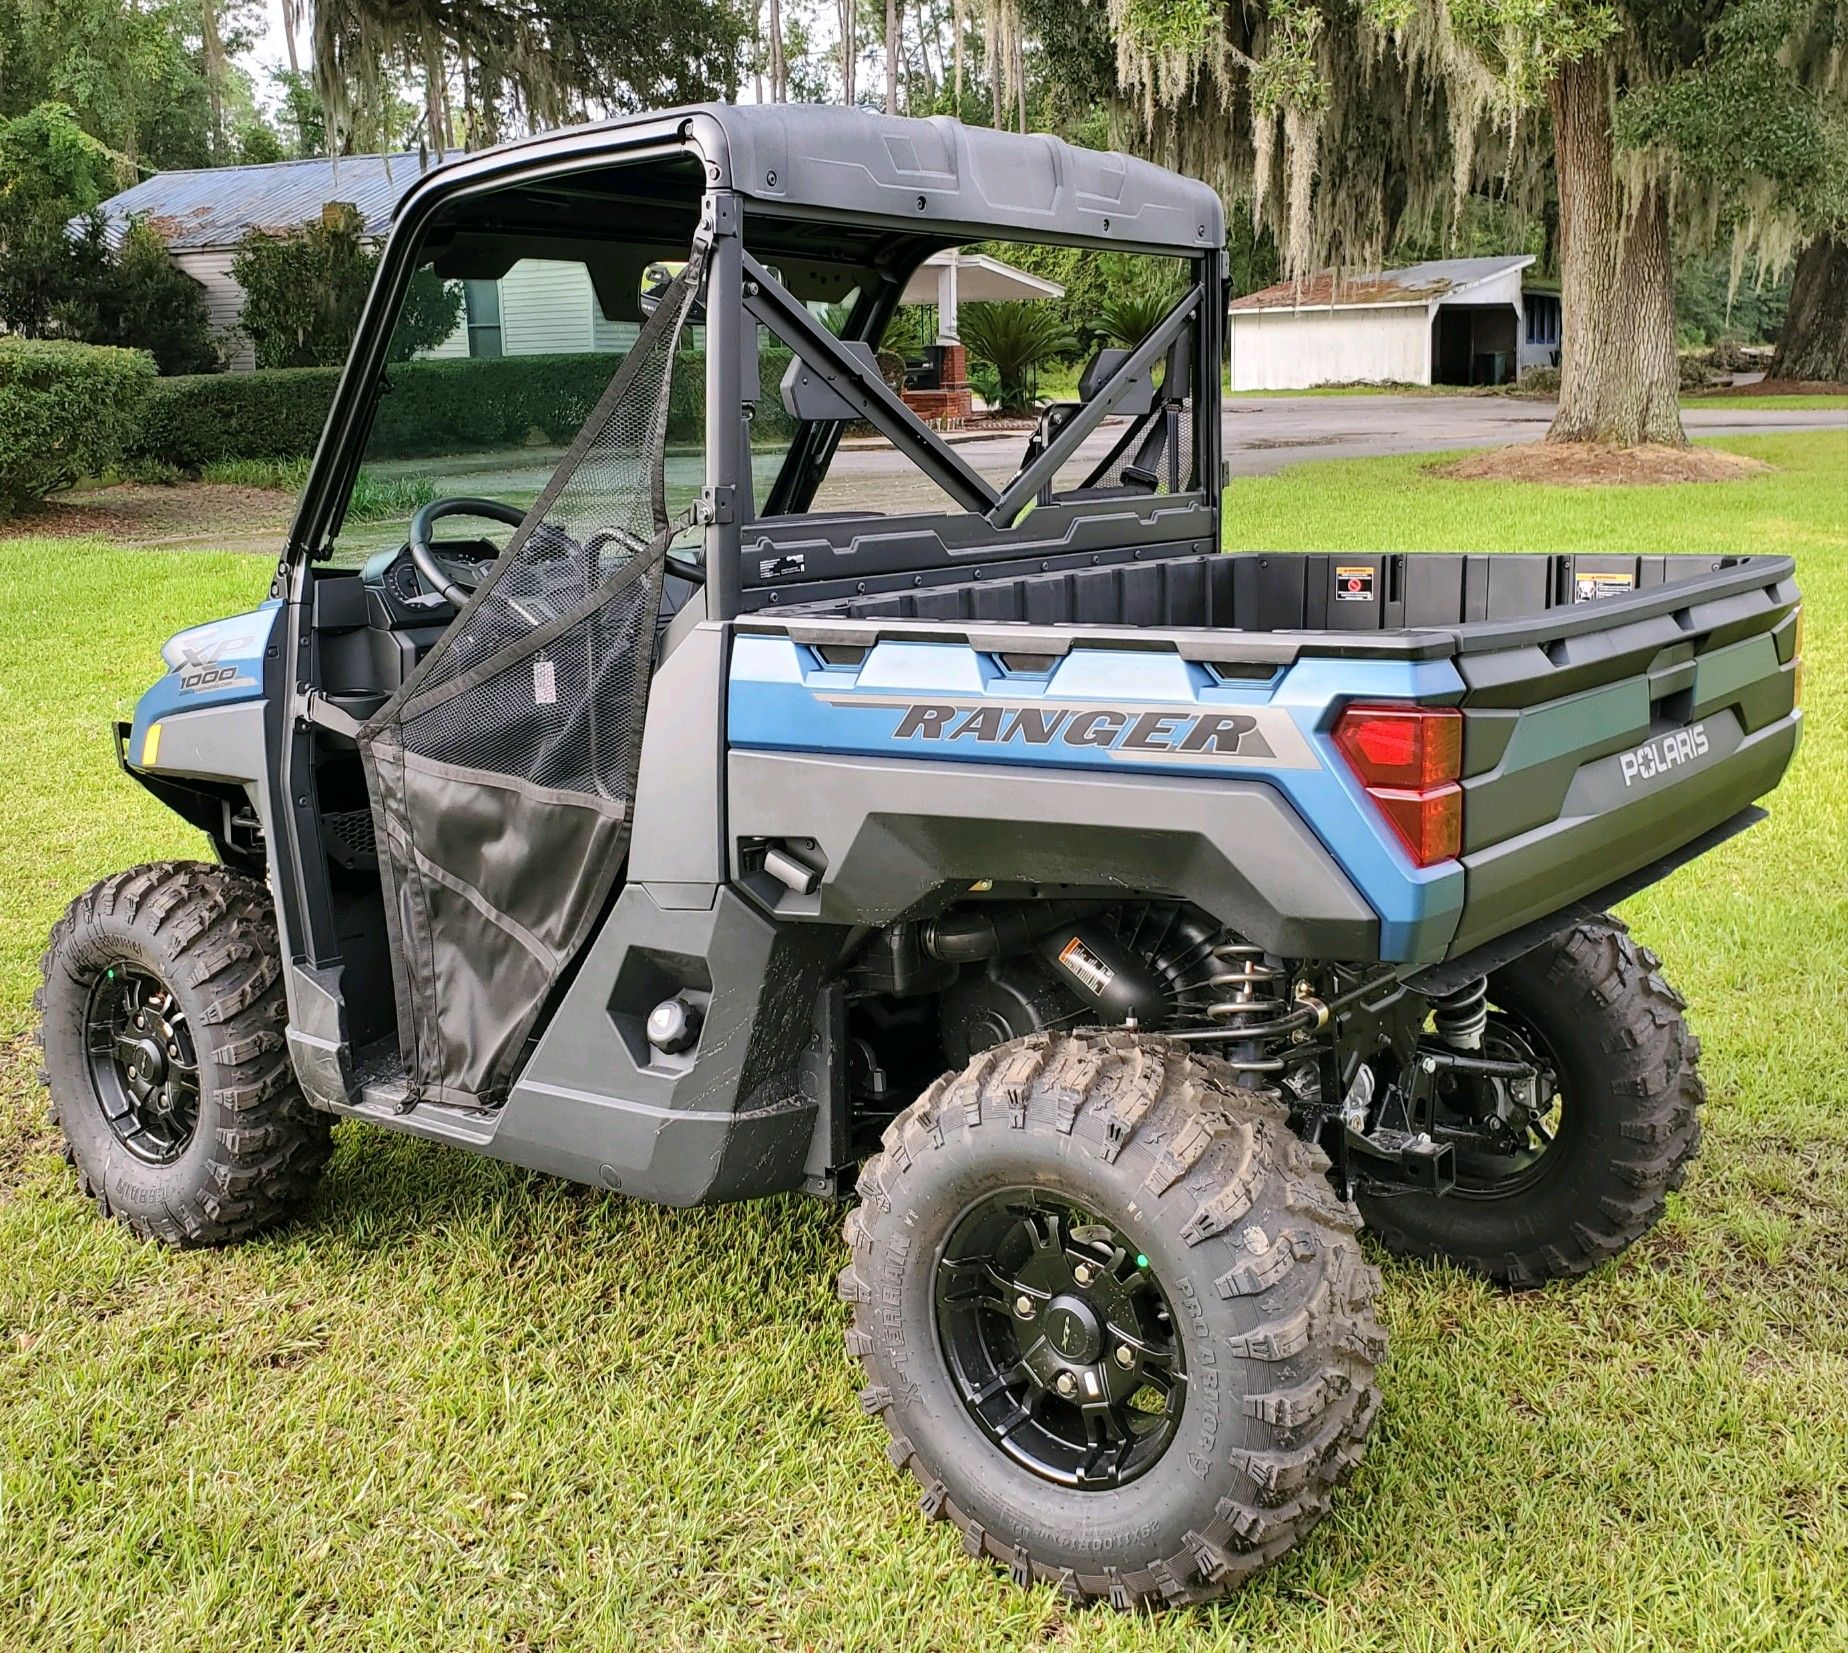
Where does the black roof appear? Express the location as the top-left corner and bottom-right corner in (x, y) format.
(395, 103), (1224, 255)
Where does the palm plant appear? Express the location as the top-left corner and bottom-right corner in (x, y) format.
(958, 301), (1077, 414)
(1094, 284), (1184, 349)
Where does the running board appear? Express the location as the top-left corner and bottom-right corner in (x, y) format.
(325, 1045), (502, 1150)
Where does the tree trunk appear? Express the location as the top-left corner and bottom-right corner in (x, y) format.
(839, 0), (856, 104)
(279, 0), (301, 78)
(886, 0), (901, 114)
(1545, 58), (1687, 447)
(768, 0), (786, 99)
(953, 0), (964, 107)
(1769, 235), (1848, 383)
(424, 54), (447, 157)
(200, 0), (228, 156)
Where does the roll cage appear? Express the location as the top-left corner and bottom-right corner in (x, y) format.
(279, 104), (1229, 620)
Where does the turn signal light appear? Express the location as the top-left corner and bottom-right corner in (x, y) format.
(1366, 785), (1463, 867)
(1333, 703), (1464, 867)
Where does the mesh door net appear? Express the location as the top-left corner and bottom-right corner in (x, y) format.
(358, 249), (704, 1108)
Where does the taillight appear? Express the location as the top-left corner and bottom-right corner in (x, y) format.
(1333, 703), (1464, 866)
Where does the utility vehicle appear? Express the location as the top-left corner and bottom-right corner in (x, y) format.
(39, 106), (1801, 1608)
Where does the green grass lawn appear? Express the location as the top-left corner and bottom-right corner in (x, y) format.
(3, 433), (1847, 1650)
(1685, 394), (1848, 411)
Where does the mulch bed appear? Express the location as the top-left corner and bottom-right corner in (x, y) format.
(0, 483), (294, 545)
(1433, 443), (1772, 486)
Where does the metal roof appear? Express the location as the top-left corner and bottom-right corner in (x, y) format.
(1231, 255), (1536, 312)
(80, 152), (440, 251)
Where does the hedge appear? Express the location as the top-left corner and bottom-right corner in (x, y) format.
(0, 338), (155, 516)
(128, 347), (798, 472)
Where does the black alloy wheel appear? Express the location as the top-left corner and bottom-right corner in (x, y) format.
(84, 964), (200, 1165)
(1358, 915), (1705, 1287)
(935, 1191), (1185, 1489)
(843, 1030), (1385, 1608)
(1435, 1013), (1567, 1198)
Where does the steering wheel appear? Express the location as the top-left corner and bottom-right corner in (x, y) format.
(408, 497), (529, 608)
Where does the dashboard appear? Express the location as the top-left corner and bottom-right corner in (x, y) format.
(359, 538), (502, 627)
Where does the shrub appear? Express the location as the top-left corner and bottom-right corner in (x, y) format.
(129, 347), (798, 472)
(130, 364), (341, 469)
(959, 302), (1077, 413)
(232, 212), (462, 370)
(0, 338), (154, 515)
(57, 215), (220, 375)
(1093, 284), (1185, 349)
(1517, 364), (1561, 395)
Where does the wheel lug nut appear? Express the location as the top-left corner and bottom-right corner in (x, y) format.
(167, 1044), (178, 1058)
(1073, 1263), (1095, 1286)
(1114, 1345), (1135, 1369)
(1054, 1371), (1076, 1396)
(1014, 1295), (1034, 1318)
(135, 1015), (146, 1028)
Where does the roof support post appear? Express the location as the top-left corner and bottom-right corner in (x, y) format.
(702, 190), (746, 621)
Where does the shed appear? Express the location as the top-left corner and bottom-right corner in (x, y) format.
(1226, 256), (1561, 392)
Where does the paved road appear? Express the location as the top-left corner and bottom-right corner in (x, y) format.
(1216, 394), (1845, 476)
(815, 394), (1845, 512)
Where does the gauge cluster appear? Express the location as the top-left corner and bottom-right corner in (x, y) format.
(359, 540), (499, 627)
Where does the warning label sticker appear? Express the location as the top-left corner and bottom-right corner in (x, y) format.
(1574, 571), (1634, 603)
(1057, 936), (1117, 998)
(1335, 565), (1376, 602)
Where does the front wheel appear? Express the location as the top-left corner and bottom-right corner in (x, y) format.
(1360, 916), (1703, 1287)
(840, 1030), (1385, 1609)
(36, 862), (330, 1247)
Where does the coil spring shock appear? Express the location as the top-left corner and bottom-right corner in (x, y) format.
(1430, 976), (1489, 1051)
(1203, 941), (1288, 1076)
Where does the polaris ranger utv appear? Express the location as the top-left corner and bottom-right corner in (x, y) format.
(40, 106), (1801, 1608)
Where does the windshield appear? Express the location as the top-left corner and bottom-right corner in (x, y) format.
(324, 243), (863, 569)
(321, 248), (705, 567)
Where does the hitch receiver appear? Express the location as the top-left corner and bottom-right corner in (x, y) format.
(1343, 1124), (1456, 1196)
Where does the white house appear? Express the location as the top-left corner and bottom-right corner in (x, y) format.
(84, 154), (437, 370)
(1226, 256), (1562, 392)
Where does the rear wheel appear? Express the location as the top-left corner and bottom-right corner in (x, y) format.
(36, 861), (330, 1247)
(1360, 916), (1702, 1287)
(840, 1030), (1385, 1608)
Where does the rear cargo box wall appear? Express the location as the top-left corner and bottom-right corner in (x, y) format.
(792, 551), (1736, 633)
